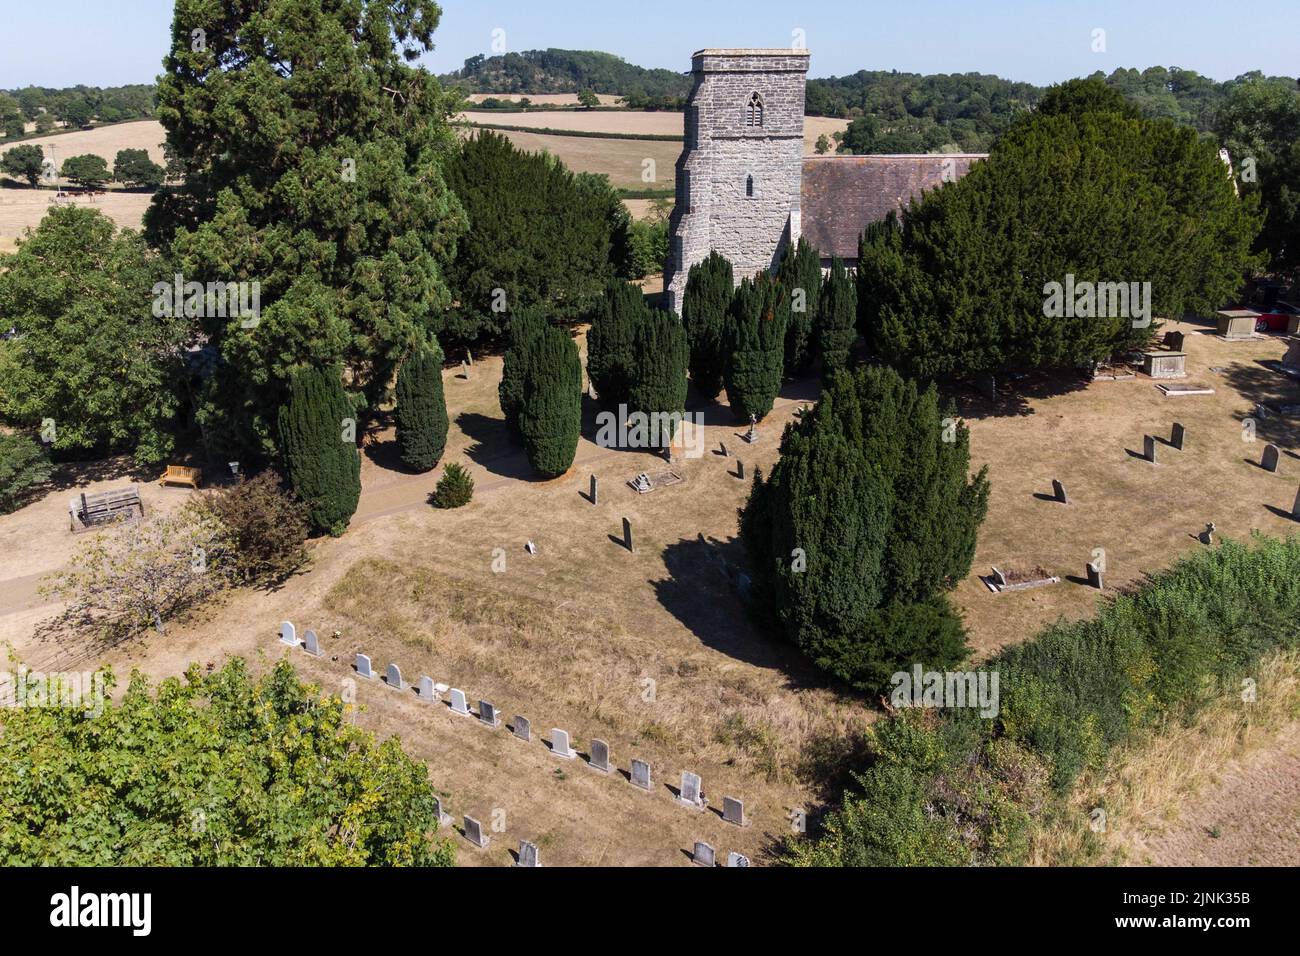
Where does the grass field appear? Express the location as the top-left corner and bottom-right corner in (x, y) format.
(3, 318), (1297, 865)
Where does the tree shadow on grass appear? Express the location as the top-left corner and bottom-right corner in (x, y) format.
(1221, 359), (1300, 449)
(940, 366), (1094, 421)
(454, 411), (537, 481)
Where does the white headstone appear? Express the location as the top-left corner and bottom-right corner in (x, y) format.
(433, 796), (451, 827)
(1263, 443), (1281, 472)
(464, 815), (490, 849)
(279, 621), (299, 646)
(550, 728), (575, 759)
(680, 771), (705, 809)
(588, 738), (611, 773)
(516, 840), (540, 868)
(692, 841), (716, 867)
(630, 758), (652, 791)
(384, 662), (404, 690)
(512, 715), (531, 742)
(478, 700), (500, 727)
(416, 676), (437, 701)
(722, 796), (746, 826)
(449, 688), (471, 716)
(727, 852), (751, 867)
(303, 629), (322, 656)
(355, 653), (373, 679)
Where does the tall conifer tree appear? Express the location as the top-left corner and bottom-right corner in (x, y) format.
(681, 252), (733, 400)
(277, 367), (362, 537)
(394, 340), (449, 473)
(724, 275), (787, 422)
(520, 326), (582, 477)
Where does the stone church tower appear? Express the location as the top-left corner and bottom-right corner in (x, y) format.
(664, 49), (811, 316)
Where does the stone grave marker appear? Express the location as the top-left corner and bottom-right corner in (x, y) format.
(588, 738), (611, 774)
(990, 567), (1008, 589)
(589, 474), (598, 505)
(516, 841), (540, 868)
(719, 441), (729, 458)
(1144, 435), (1157, 463)
(1051, 479), (1068, 504)
(622, 517), (634, 553)
(384, 662), (405, 691)
(1263, 444), (1281, 472)
(722, 796), (746, 827)
(449, 688), (472, 716)
(630, 758), (652, 791)
(433, 796), (451, 827)
(525, 540), (537, 555)
(550, 728), (576, 759)
(279, 621), (299, 647)
(460, 360), (470, 379)
(1086, 561), (1103, 591)
(464, 815), (490, 849)
(416, 676), (437, 702)
(727, 852), (751, 868)
(1293, 486), (1300, 520)
(736, 460), (745, 480)
(1171, 422), (1186, 450)
(511, 715), (531, 742)
(692, 841), (716, 867)
(303, 629), (322, 657)
(478, 700), (500, 728)
(355, 653), (374, 680)
(679, 771), (705, 809)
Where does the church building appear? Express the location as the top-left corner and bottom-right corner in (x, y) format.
(664, 48), (985, 316)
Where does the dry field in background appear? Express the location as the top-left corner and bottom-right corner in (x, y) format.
(2, 317), (1298, 865)
(463, 93), (624, 107)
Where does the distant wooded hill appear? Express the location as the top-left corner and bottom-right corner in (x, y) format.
(441, 50), (691, 109)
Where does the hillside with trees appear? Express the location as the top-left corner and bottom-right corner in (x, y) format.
(442, 50), (691, 109)
(0, 84), (156, 142)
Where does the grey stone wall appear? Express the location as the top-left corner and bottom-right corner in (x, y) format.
(665, 49), (810, 316)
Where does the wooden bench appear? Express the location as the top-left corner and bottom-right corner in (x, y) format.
(159, 465), (202, 489)
(69, 485), (145, 533)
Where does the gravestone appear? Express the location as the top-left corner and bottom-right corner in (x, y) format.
(384, 662), (405, 691)
(1143, 351), (1187, 379)
(1171, 422), (1186, 450)
(416, 676), (437, 702)
(525, 540), (537, 555)
(990, 567), (1008, 588)
(1165, 330), (1185, 351)
(303, 629), (322, 657)
(449, 688), (472, 716)
(463, 815), (490, 849)
(745, 414), (757, 444)
(622, 517), (634, 553)
(279, 621), (299, 647)
(588, 738), (611, 774)
(550, 728), (576, 759)
(466, 349), (474, 367)
(432, 796), (452, 827)
(1263, 444), (1281, 472)
(722, 796), (746, 827)
(460, 360), (470, 379)
(1051, 479), (1068, 504)
(692, 841), (716, 867)
(590, 474), (598, 505)
(512, 715), (531, 742)
(1293, 487), (1300, 520)
(516, 841), (540, 868)
(719, 441), (729, 458)
(727, 852), (751, 868)
(679, 771), (705, 809)
(630, 758), (652, 791)
(1087, 561), (1103, 591)
(355, 653), (374, 680)
(1143, 435), (1157, 464)
(736, 460), (745, 480)
(478, 700), (500, 728)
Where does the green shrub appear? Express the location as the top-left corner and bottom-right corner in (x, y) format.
(0, 432), (54, 513)
(191, 470), (310, 586)
(430, 462), (474, 509)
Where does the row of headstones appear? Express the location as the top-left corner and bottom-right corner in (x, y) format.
(459, 823), (751, 868)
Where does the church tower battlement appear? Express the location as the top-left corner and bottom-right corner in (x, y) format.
(664, 49), (810, 316)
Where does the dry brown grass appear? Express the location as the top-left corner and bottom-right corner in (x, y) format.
(1031, 649), (1300, 866)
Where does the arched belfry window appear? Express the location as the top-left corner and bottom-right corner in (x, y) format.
(746, 174), (755, 198)
(746, 92), (764, 128)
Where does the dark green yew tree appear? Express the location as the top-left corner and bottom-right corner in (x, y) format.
(778, 238), (821, 375)
(586, 279), (644, 408)
(499, 308), (547, 437)
(680, 251), (733, 400)
(394, 340), (448, 472)
(277, 367), (362, 537)
(520, 326), (582, 477)
(817, 256), (857, 377)
(627, 307), (688, 449)
(724, 275), (786, 422)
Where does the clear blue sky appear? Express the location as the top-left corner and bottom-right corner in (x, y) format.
(2, 0), (1296, 88)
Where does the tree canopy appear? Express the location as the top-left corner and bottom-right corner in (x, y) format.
(0, 658), (455, 866)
